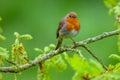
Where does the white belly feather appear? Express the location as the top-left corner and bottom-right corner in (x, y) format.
(60, 29), (79, 38)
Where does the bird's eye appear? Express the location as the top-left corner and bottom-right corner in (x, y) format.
(69, 15), (72, 17)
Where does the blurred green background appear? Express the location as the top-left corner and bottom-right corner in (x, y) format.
(0, 0), (118, 80)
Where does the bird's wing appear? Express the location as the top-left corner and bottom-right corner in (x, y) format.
(56, 19), (65, 38)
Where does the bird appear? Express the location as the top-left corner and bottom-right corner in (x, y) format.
(55, 12), (80, 50)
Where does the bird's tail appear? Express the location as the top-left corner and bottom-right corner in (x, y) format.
(55, 37), (63, 50)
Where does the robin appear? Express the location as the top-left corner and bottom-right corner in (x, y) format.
(55, 12), (80, 50)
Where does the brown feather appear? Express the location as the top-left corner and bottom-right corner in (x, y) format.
(56, 19), (64, 38)
(55, 19), (65, 49)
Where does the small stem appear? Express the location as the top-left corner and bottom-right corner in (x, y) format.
(82, 45), (108, 70)
(24, 57), (30, 63)
(6, 60), (18, 66)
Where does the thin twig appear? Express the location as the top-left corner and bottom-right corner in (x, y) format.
(6, 60), (18, 66)
(82, 45), (108, 70)
(19, 51), (31, 63)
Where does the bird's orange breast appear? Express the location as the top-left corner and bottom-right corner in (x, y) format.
(66, 18), (80, 31)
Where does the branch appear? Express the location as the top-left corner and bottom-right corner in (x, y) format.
(0, 29), (120, 73)
(0, 48), (81, 73)
(82, 45), (108, 70)
(71, 29), (120, 48)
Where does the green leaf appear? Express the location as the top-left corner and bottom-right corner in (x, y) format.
(0, 47), (9, 60)
(21, 34), (33, 40)
(72, 71), (81, 80)
(89, 59), (104, 70)
(114, 5), (120, 15)
(34, 48), (43, 53)
(104, 0), (118, 8)
(64, 53), (86, 71)
(37, 67), (51, 80)
(14, 32), (20, 39)
(49, 44), (56, 49)
(52, 55), (67, 72)
(14, 39), (19, 48)
(115, 63), (120, 71)
(88, 59), (104, 74)
(44, 46), (50, 53)
(109, 8), (114, 15)
(109, 54), (120, 61)
(0, 34), (6, 40)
